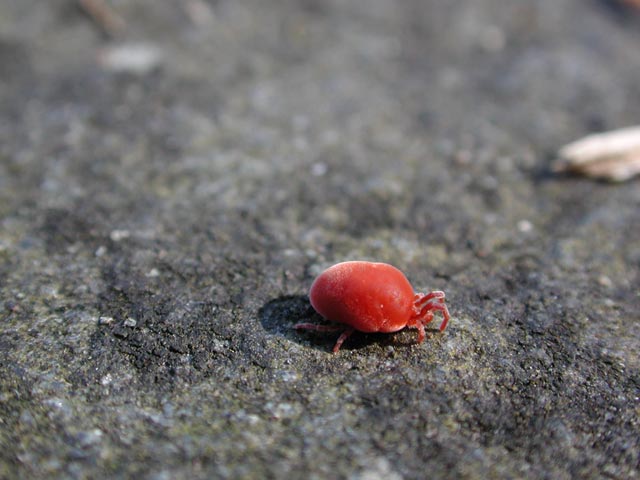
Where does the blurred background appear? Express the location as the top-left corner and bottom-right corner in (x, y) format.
(0, 1), (638, 479)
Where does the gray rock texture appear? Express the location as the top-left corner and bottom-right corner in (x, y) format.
(0, 0), (639, 478)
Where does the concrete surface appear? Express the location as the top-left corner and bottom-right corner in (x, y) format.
(0, 0), (638, 478)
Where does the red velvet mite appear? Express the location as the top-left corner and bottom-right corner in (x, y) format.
(295, 261), (451, 352)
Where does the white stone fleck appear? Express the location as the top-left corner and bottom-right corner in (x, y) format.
(278, 370), (300, 383)
(146, 268), (160, 277)
(517, 220), (533, 233)
(99, 43), (164, 75)
(110, 229), (130, 242)
(99, 316), (114, 325)
(311, 162), (328, 176)
(597, 275), (613, 288)
(356, 457), (403, 480)
(78, 429), (103, 447)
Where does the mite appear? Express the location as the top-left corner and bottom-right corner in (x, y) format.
(295, 261), (451, 352)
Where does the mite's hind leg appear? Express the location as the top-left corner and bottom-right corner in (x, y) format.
(332, 328), (355, 353)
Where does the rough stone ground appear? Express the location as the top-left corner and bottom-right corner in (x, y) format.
(0, 0), (639, 478)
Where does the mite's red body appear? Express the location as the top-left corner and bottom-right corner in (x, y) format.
(295, 261), (451, 352)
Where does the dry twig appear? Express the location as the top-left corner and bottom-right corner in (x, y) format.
(554, 126), (640, 182)
(620, 0), (640, 9)
(78, 0), (126, 36)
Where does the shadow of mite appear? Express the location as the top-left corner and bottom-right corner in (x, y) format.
(258, 295), (424, 352)
(258, 295), (314, 335)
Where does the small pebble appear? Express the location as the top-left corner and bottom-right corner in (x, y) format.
(110, 230), (130, 242)
(77, 429), (103, 448)
(311, 162), (328, 176)
(517, 220), (533, 233)
(598, 275), (613, 288)
(124, 317), (137, 327)
(99, 43), (164, 75)
(98, 316), (114, 325)
(146, 268), (160, 277)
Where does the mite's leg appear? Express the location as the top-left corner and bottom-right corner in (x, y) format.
(414, 300), (451, 331)
(294, 323), (354, 353)
(414, 291), (445, 309)
(332, 328), (355, 353)
(415, 312), (434, 343)
(416, 322), (425, 344)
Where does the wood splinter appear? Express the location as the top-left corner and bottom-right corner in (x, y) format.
(78, 0), (126, 36)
